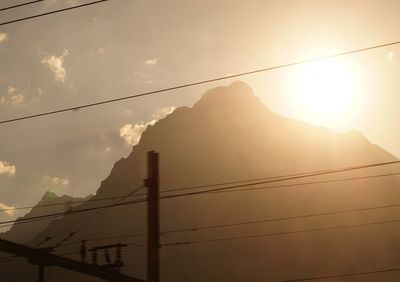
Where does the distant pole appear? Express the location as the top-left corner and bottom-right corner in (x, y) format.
(37, 265), (45, 282)
(146, 151), (160, 282)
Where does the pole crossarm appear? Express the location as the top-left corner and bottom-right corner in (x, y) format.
(88, 243), (128, 252)
(0, 238), (145, 282)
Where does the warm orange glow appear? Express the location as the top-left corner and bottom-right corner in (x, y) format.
(291, 58), (359, 127)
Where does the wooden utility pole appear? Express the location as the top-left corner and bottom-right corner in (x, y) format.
(145, 151), (160, 282)
(37, 265), (45, 282)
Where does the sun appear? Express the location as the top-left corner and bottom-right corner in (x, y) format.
(291, 58), (359, 127)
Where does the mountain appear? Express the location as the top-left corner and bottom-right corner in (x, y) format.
(0, 191), (91, 244)
(1, 81), (400, 282)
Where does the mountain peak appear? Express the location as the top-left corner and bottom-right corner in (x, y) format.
(193, 81), (265, 111)
(40, 191), (58, 202)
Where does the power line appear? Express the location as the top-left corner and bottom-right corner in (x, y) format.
(0, 256), (30, 263)
(161, 169), (334, 194)
(47, 186), (146, 248)
(1, 162), (399, 228)
(0, 213), (62, 229)
(162, 217), (400, 247)
(0, 197), (146, 227)
(58, 200), (400, 248)
(161, 160), (400, 199)
(0, 0), (45, 12)
(208, 172), (400, 195)
(0, 173), (353, 213)
(0, 250), (80, 264)
(0, 165), (366, 213)
(3, 160), (398, 213)
(0, 171), (327, 213)
(0, 0), (111, 26)
(0, 255), (19, 262)
(280, 267), (400, 281)
(161, 202), (400, 235)
(0, 194), (131, 213)
(0, 188), (147, 244)
(4, 181), (400, 261)
(0, 40), (399, 125)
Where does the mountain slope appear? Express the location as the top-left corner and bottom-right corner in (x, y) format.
(0, 191), (90, 244)
(2, 81), (400, 282)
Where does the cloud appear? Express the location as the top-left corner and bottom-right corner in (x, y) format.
(42, 175), (70, 186)
(152, 106), (176, 120)
(0, 33), (7, 44)
(0, 86), (25, 106)
(119, 106), (176, 146)
(145, 58), (159, 65)
(90, 47), (106, 55)
(41, 49), (69, 82)
(131, 71), (155, 85)
(119, 123), (147, 146)
(0, 203), (16, 216)
(31, 86), (46, 103)
(10, 93), (25, 106)
(0, 85), (46, 105)
(0, 161), (16, 176)
(36, 86), (46, 96)
(96, 47), (105, 55)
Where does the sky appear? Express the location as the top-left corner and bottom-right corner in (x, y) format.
(0, 0), (399, 225)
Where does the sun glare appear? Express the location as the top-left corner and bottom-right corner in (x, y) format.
(291, 58), (359, 127)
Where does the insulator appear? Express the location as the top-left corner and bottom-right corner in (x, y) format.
(116, 246), (122, 261)
(80, 240), (87, 262)
(92, 250), (98, 264)
(104, 249), (111, 264)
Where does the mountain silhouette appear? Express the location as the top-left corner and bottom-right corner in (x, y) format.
(0, 191), (90, 244)
(1, 81), (400, 282)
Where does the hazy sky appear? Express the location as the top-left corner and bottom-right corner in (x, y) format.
(0, 0), (399, 225)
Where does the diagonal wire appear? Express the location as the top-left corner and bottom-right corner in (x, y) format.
(0, 0), (45, 12)
(162, 217), (400, 247)
(280, 267), (400, 281)
(0, 163), (400, 228)
(46, 186), (146, 248)
(1, 40), (400, 124)
(0, 0), (112, 26)
(161, 161), (400, 199)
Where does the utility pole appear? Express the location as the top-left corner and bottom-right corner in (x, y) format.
(145, 151), (160, 282)
(37, 265), (45, 282)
